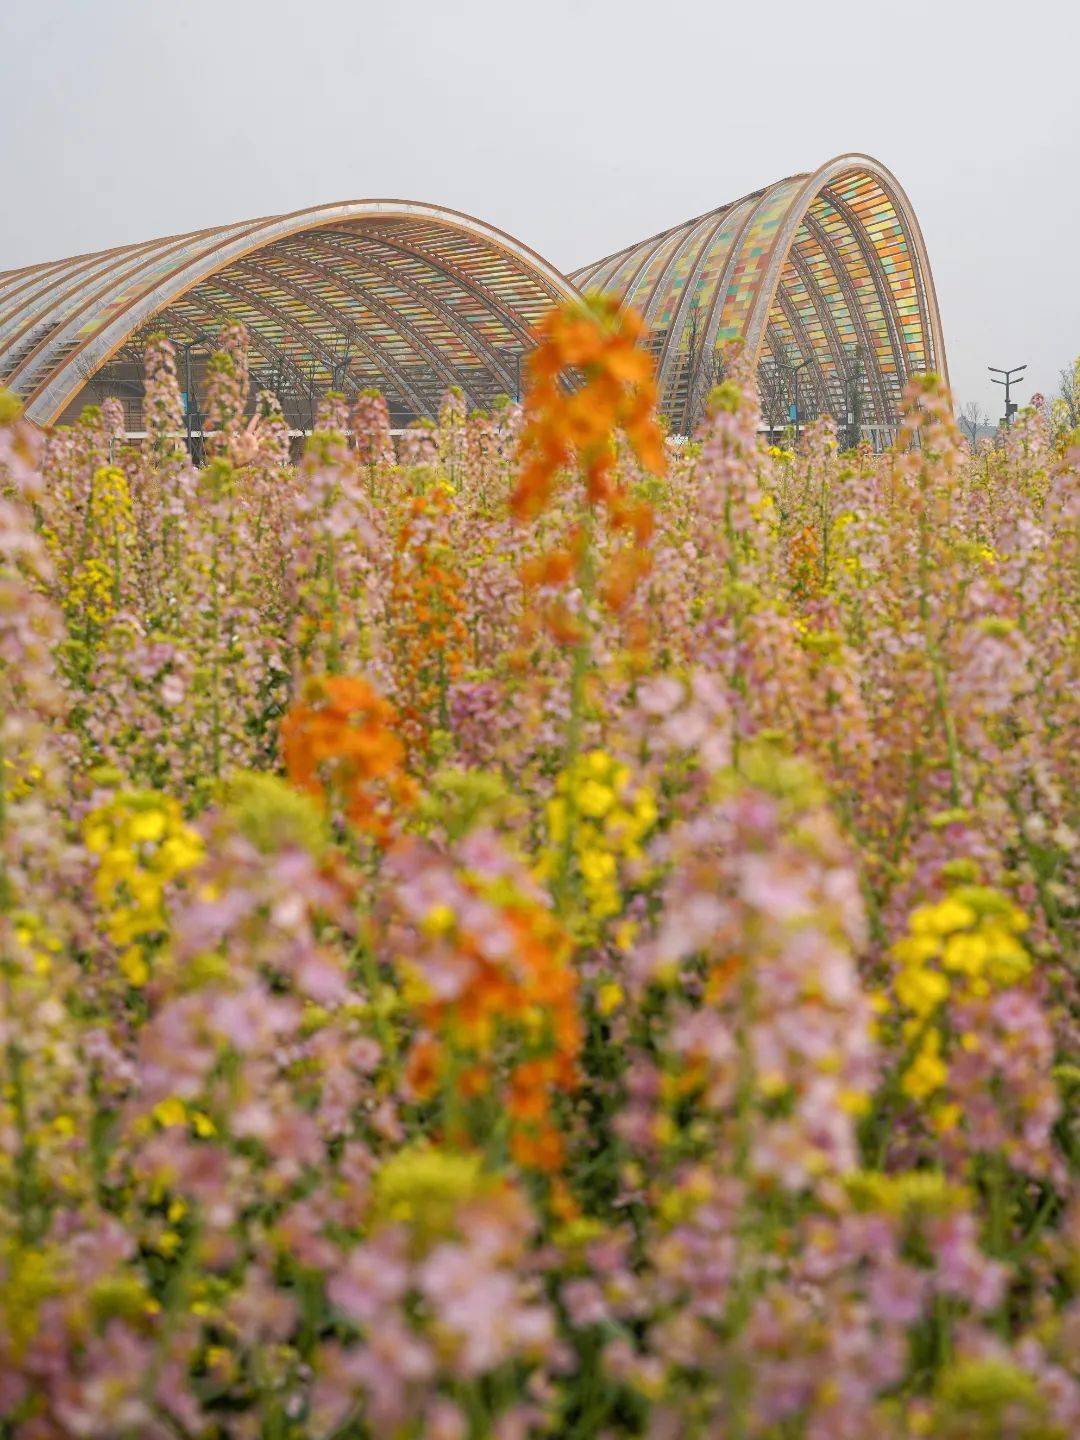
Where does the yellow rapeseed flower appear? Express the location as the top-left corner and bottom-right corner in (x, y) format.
(902, 1032), (948, 1101)
(910, 898), (977, 937)
(597, 981), (624, 1016)
(576, 779), (615, 819)
(895, 965), (949, 1017)
(153, 1097), (188, 1129)
(421, 903), (457, 938)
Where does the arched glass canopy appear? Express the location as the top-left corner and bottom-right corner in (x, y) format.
(572, 154), (947, 442)
(0, 201), (576, 430)
(0, 155), (946, 444)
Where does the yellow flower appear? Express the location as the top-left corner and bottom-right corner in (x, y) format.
(119, 948), (150, 986)
(89, 1272), (155, 1325)
(84, 792), (204, 987)
(129, 809), (167, 844)
(585, 750), (614, 779)
(547, 751), (657, 940)
(546, 796), (568, 843)
(153, 1097), (188, 1129)
(370, 1143), (490, 1248)
(633, 789), (658, 829)
(127, 870), (160, 911)
(838, 1088), (872, 1117)
(895, 965), (949, 1017)
(941, 931), (988, 976)
(759, 1070), (788, 1098)
(890, 886), (1034, 1113)
(931, 1101), (962, 1133)
(597, 981), (624, 1017)
(653, 1113), (677, 1147)
(846, 1168), (971, 1217)
(910, 898), (976, 937)
(158, 832), (204, 874)
(613, 920), (637, 952)
(982, 928), (1031, 986)
(421, 904), (457, 938)
(579, 848), (617, 885)
(902, 1032), (947, 1101)
(576, 779), (615, 819)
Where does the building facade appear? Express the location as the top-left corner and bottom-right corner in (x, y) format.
(0, 154), (946, 445)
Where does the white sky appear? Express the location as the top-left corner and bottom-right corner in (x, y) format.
(2, 0), (1077, 417)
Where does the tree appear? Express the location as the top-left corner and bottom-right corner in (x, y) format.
(843, 346), (865, 449)
(958, 400), (987, 448)
(1050, 356), (1080, 440)
(757, 356), (790, 439)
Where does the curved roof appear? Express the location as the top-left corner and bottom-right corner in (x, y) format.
(0, 154), (946, 439)
(572, 153), (947, 437)
(0, 200), (577, 426)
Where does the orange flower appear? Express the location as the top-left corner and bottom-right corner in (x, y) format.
(398, 856), (581, 1174)
(510, 1121), (564, 1173)
(511, 296), (664, 637)
(520, 548), (576, 590)
(544, 600), (587, 647)
(511, 294), (666, 524)
(788, 524), (822, 600)
(405, 1034), (441, 1100)
(387, 487), (468, 755)
(281, 674), (413, 842)
(599, 547), (652, 614)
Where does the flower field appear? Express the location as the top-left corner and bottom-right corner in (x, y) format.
(0, 301), (1077, 1438)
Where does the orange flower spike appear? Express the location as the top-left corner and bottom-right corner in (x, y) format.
(520, 548), (576, 590)
(514, 294), (666, 527)
(510, 1122), (565, 1174)
(604, 339), (653, 385)
(600, 548), (652, 614)
(405, 1035), (442, 1100)
(281, 675), (411, 841)
(545, 601), (587, 647)
(608, 497), (655, 543)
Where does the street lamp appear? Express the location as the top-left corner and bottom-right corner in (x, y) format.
(989, 364), (1026, 429)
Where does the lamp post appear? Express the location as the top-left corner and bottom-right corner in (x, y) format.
(989, 364), (1026, 429)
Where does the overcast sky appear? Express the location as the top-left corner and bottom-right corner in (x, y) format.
(2, 0), (1077, 416)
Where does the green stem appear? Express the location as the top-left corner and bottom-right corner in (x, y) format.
(1007, 789), (1075, 971)
(357, 939), (395, 1061)
(324, 523), (341, 675)
(917, 496), (961, 805)
(209, 505), (222, 779)
(0, 735), (41, 1243)
(554, 506), (596, 910)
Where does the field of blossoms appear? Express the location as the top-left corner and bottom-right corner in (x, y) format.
(0, 298), (1077, 1440)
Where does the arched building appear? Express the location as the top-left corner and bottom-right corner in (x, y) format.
(0, 154), (946, 445)
(0, 201), (578, 433)
(573, 154), (948, 445)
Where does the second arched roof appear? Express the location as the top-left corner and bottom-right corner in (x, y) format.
(572, 153), (947, 435)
